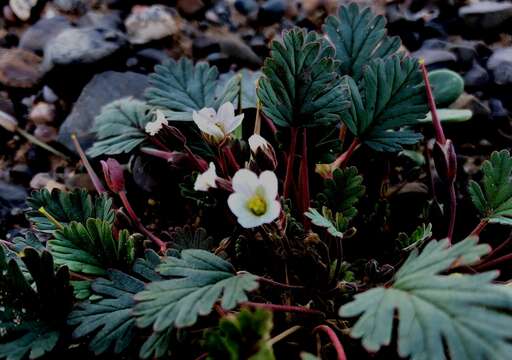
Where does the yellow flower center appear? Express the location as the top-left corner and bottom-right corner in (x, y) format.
(247, 195), (267, 216)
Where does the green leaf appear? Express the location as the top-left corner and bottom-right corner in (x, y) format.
(145, 58), (239, 121)
(304, 208), (344, 239)
(316, 167), (365, 231)
(163, 225), (215, 251)
(428, 69), (464, 107)
(342, 56), (428, 152)
(134, 250), (259, 331)
(397, 223), (433, 251)
(26, 188), (114, 233)
(139, 328), (173, 359)
(419, 109), (473, 123)
(87, 98), (153, 157)
(0, 247), (73, 360)
(204, 308), (275, 360)
(469, 150), (512, 225)
(257, 27), (349, 128)
(68, 270), (145, 355)
(48, 219), (136, 276)
(339, 237), (512, 360)
(323, 3), (401, 80)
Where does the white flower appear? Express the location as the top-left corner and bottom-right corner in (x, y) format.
(192, 102), (244, 143)
(227, 169), (280, 228)
(145, 110), (168, 136)
(248, 134), (270, 152)
(194, 162), (218, 191)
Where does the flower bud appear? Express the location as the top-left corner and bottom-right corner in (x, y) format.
(101, 158), (125, 193)
(248, 134), (277, 171)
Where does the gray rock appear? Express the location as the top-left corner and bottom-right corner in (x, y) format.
(412, 49), (457, 69)
(464, 62), (490, 89)
(0, 180), (27, 220)
(43, 27), (127, 71)
(487, 47), (512, 85)
(125, 5), (177, 45)
(19, 16), (72, 54)
(459, 1), (512, 31)
(54, 0), (87, 13)
(58, 71), (148, 152)
(78, 10), (123, 29)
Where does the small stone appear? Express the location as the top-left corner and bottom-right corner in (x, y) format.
(42, 86), (58, 103)
(34, 124), (57, 143)
(3, 5), (17, 22)
(43, 27), (127, 70)
(489, 98), (508, 119)
(487, 47), (512, 86)
(459, 1), (512, 32)
(193, 36), (221, 58)
(78, 10), (123, 29)
(464, 62), (489, 89)
(9, 164), (32, 185)
(125, 5), (178, 45)
(19, 16), (72, 55)
(0, 180), (27, 221)
(412, 49), (457, 70)
(9, 0), (37, 21)
(30, 172), (65, 191)
(258, 0), (286, 24)
(177, 0), (205, 16)
(54, 0), (87, 13)
(0, 48), (43, 88)
(235, 0), (258, 16)
(58, 71), (148, 152)
(29, 102), (56, 124)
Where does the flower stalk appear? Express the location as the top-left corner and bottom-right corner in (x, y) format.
(71, 133), (106, 194)
(313, 325), (348, 360)
(283, 127), (299, 198)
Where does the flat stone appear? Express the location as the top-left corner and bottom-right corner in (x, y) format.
(487, 47), (512, 85)
(19, 16), (72, 54)
(0, 48), (43, 88)
(43, 27), (127, 71)
(459, 1), (512, 31)
(58, 71), (148, 152)
(125, 5), (178, 45)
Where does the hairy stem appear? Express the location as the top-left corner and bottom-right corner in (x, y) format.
(118, 191), (167, 252)
(71, 133), (106, 194)
(332, 138), (361, 170)
(470, 219), (489, 237)
(313, 325), (348, 360)
(283, 127), (299, 198)
(299, 128), (311, 229)
(420, 61), (446, 145)
(269, 325), (302, 346)
(242, 302), (323, 315)
(475, 252), (512, 271)
(447, 182), (457, 244)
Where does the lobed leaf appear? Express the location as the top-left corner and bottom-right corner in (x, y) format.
(134, 249), (259, 332)
(257, 27), (349, 128)
(324, 3), (401, 80)
(340, 238), (512, 360)
(469, 150), (512, 225)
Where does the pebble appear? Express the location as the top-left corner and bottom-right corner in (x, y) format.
(34, 124), (57, 143)
(459, 1), (512, 32)
(412, 49), (457, 70)
(58, 71), (148, 152)
(54, 0), (87, 13)
(43, 27), (128, 71)
(235, 0), (258, 16)
(0, 48), (43, 89)
(29, 102), (56, 124)
(489, 98), (508, 119)
(9, 0), (38, 21)
(19, 16), (72, 55)
(258, 0), (286, 25)
(125, 5), (178, 45)
(464, 62), (489, 90)
(78, 10), (123, 30)
(487, 47), (512, 86)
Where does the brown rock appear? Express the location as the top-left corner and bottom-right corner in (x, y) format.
(177, 0), (204, 15)
(0, 48), (43, 88)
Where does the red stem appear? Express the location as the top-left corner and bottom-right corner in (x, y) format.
(71, 133), (106, 194)
(283, 127), (299, 198)
(420, 61), (446, 145)
(299, 128), (311, 230)
(332, 138), (360, 170)
(470, 219), (489, 237)
(486, 234), (512, 260)
(313, 325), (348, 360)
(447, 183), (457, 245)
(118, 191), (167, 252)
(242, 302), (322, 315)
(474, 252), (512, 271)
(222, 146), (241, 172)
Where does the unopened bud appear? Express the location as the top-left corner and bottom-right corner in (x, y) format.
(101, 158), (125, 192)
(248, 134), (277, 171)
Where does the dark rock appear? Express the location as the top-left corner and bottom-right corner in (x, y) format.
(77, 10), (123, 30)
(412, 48), (457, 70)
(0, 180), (27, 221)
(217, 33), (262, 68)
(193, 36), (221, 58)
(9, 164), (32, 186)
(19, 16), (72, 55)
(177, 0), (205, 16)
(235, 0), (258, 16)
(258, 0), (286, 25)
(54, 0), (87, 13)
(57, 71), (148, 152)
(487, 47), (512, 85)
(0, 48), (43, 89)
(34, 124), (57, 143)
(136, 48), (169, 70)
(420, 38), (448, 50)
(42, 27), (128, 71)
(459, 1), (512, 32)
(125, 5), (178, 45)
(464, 62), (490, 89)
(448, 42), (477, 71)
(489, 98), (508, 119)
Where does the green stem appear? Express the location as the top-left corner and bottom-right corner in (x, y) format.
(17, 128), (70, 160)
(38, 207), (63, 230)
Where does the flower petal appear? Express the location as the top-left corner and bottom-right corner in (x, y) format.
(224, 113), (244, 134)
(217, 102), (235, 122)
(259, 200), (281, 224)
(237, 213), (263, 229)
(227, 192), (249, 216)
(194, 162), (218, 191)
(231, 169), (259, 196)
(193, 108), (224, 139)
(259, 171), (278, 200)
